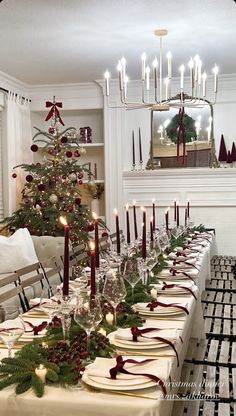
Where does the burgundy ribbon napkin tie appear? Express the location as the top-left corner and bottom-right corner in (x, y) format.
(24, 321), (48, 336)
(169, 268), (194, 282)
(147, 300), (189, 315)
(172, 259), (199, 271)
(161, 283), (197, 300)
(131, 326), (179, 366)
(109, 355), (167, 397)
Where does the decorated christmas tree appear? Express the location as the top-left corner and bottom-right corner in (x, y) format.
(2, 98), (95, 244)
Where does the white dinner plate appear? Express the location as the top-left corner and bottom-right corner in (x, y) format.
(82, 372), (157, 391)
(108, 332), (175, 350)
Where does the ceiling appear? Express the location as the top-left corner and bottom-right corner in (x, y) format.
(0, 0), (235, 85)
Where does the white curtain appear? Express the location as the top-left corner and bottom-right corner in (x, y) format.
(5, 92), (32, 215)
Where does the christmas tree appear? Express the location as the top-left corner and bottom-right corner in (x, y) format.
(218, 134), (227, 162)
(2, 98), (95, 244)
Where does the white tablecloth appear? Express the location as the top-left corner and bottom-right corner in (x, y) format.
(0, 235), (214, 416)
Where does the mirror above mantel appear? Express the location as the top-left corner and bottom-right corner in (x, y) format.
(147, 97), (219, 170)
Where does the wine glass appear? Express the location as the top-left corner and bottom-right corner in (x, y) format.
(159, 226), (170, 253)
(102, 272), (127, 325)
(0, 307), (25, 357)
(40, 285), (62, 320)
(74, 292), (102, 355)
(123, 257), (141, 302)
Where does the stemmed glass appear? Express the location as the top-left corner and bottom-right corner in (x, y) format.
(159, 226), (170, 253)
(0, 307), (25, 357)
(74, 292), (103, 355)
(102, 272), (127, 325)
(40, 285), (62, 320)
(123, 258), (141, 302)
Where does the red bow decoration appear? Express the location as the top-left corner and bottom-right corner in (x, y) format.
(176, 251), (187, 257)
(131, 326), (179, 366)
(172, 259), (199, 271)
(177, 107), (186, 165)
(109, 355), (167, 397)
(147, 300), (189, 315)
(182, 246), (199, 253)
(161, 282), (197, 300)
(169, 267), (195, 282)
(45, 100), (65, 126)
(24, 320), (48, 336)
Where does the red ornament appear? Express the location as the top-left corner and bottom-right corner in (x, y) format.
(78, 180), (83, 185)
(38, 183), (46, 192)
(66, 151), (73, 158)
(24, 223), (29, 228)
(78, 173), (83, 179)
(31, 144), (38, 152)
(74, 150), (80, 157)
(67, 206), (73, 212)
(74, 198), (81, 205)
(12, 173), (17, 179)
(87, 224), (95, 232)
(26, 174), (33, 182)
(48, 126), (56, 134)
(61, 136), (68, 144)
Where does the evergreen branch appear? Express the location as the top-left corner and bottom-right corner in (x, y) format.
(31, 373), (44, 398)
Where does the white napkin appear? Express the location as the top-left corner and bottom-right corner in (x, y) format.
(115, 327), (178, 343)
(85, 356), (170, 382)
(135, 301), (188, 314)
(158, 268), (199, 279)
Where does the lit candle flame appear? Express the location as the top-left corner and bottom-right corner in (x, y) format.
(140, 206), (146, 212)
(150, 215), (154, 222)
(59, 216), (67, 227)
(89, 241), (95, 251)
(125, 204), (129, 211)
(152, 198), (155, 203)
(133, 200), (136, 206)
(114, 208), (118, 216)
(92, 212), (98, 220)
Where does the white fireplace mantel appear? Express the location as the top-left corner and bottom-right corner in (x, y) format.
(122, 168), (236, 255)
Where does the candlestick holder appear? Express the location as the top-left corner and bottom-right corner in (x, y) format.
(131, 163), (136, 171)
(139, 161), (144, 171)
(60, 296), (73, 341)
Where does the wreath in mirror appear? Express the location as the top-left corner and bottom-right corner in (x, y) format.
(166, 113), (197, 144)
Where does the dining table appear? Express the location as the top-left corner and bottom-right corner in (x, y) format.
(0, 232), (215, 416)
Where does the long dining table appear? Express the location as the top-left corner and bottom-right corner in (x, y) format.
(0, 233), (215, 416)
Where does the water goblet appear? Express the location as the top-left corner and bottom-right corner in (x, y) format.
(102, 272), (127, 325)
(74, 292), (103, 356)
(123, 258), (141, 302)
(0, 307), (25, 357)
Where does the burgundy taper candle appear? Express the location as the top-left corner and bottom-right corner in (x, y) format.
(150, 216), (154, 242)
(165, 209), (169, 232)
(60, 216), (69, 297)
(177, 202), (180, 227)
(126, 204), (131, 244)
(93, 213), (99, 268)
(185, 208), (188, 227)
(187, 200), (190, 218)
(90, 241), (96, 297)
(133, 201), (138, 240)
(139, 127), (143, 163)
(114, 209), (121, 254)
(152, 200), (155, 231)
(174, 199), (177, 222)
(132, 130), (135, 166)
(141, 207), (146, 259)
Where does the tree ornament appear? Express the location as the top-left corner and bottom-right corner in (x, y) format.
(12, 173), (17, 179)
(79, 147), (86, 155)
(38, 183), (46, 192)
(74, 150), (80, 157)
(61, 136), (68, 144)
(74, 198), (81, 206)
(26, 174), (33, 182)
(66, 151), (73, 158)
(48, 126), (56, 134)
(87, 223), (95, 232)
(49, 194), (58, 203)
(31, 144), (39, 152)
(68, 173), (77, 182)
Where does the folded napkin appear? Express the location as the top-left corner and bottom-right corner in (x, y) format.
(115, 327), (178, 343)
(84, 356), (170, 395)
(158, 268), (198, 280)
(166, 258), (199, 270)
(169, 251), (198, 260)
(136, 301), (189, 315)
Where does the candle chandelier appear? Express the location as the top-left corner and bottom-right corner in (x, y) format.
(104, 29), (219, 111)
